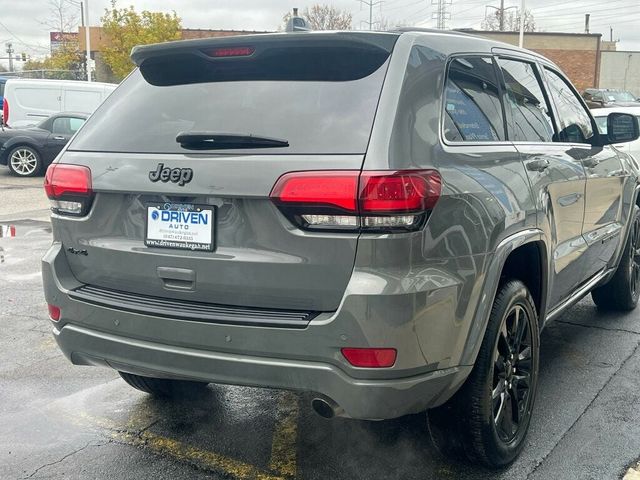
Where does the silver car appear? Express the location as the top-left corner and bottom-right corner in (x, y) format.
(42, 29), (640, 467)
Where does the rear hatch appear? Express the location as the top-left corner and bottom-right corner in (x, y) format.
(51, 32), (398, 313)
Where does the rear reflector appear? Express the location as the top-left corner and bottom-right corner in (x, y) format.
(270, 170), (441, 232)
(341, 348), (397, 368)
(47, 304), (61, 321)
(44, 164), (93, 216)
(204, 46), (255, 58)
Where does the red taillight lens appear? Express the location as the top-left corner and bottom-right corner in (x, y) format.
(341, 348), (397, 368)
(45, 164), (92, 198)
(44, 164), (93, 216)
(2, 98), (8, 125)
(270, 171), (359, 212)
(47, 304), (61, 321)
(269, 170), (441, 232)
(204, 46), (255, 58)
(359, 171), (441, 213)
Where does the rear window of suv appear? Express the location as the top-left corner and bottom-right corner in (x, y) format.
(68, 39), (394, 155)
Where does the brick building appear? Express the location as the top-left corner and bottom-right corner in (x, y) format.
(469, 31), (603, 92)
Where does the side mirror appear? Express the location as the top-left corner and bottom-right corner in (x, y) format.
(605, 112), (639, 144)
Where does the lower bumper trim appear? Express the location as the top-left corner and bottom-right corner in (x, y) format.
(55, 324), (471, 420)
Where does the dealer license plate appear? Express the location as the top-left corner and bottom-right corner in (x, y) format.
(145, 203), (215, 251)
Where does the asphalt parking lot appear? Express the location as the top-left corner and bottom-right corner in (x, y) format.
(2, 165), (640, 480)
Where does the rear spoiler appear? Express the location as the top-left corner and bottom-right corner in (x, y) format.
(130, 31), (399, 67)
(130, 32), (400, 86)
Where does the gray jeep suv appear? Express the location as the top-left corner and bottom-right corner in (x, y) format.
(41, 29), (640, 467)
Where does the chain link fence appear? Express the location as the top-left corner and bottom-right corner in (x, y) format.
(0, 69), (88, 80)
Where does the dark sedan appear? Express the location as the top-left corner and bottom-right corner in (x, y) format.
(0, 112), (88, 177)
(582, 88), (640, 109)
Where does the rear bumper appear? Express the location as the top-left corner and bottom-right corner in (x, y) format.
(43, 241), (480, 420)
(55, 323), (470, 420)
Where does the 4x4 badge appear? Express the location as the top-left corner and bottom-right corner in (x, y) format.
(149, 163), (193, 186)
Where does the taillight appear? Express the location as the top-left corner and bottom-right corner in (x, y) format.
(341, 348), (397, 368)
(44, 164), (93, 216)
(2, 98), (7, 125)
(270, 170), (441, 232)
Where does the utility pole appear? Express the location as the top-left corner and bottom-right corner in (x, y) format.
(486, 0), (516, 32)
(5, 43), (14, 72)
(84, 0), (92, 82)
(359, 0), (383, 30)
(518, 0), (525, 47)
(432, 0), (452, 29)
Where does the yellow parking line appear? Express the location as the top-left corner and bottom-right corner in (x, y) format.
(75, 411), (286, 480)
(268, 391), (300, 478)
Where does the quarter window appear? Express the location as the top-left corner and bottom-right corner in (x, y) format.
(443, 56), (505, 142)
(544, 68), (594, 144)
(497, 58), (554, 142)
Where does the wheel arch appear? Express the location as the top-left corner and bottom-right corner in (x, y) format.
(460, 229), (548, 367)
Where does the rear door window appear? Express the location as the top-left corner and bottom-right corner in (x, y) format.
(497, 58), (554, 142)
(443, 56), (506, 142)
(544, 68), (594, 144)
(68, 38), (395, 155)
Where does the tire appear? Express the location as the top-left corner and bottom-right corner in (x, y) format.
(591, 205), (640, 311)
(7, 145), (42, 177)
(119, 371), (209, 398)
(427, 280), (540, 468)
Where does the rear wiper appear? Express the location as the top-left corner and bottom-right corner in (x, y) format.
(176, 131), (289, 150)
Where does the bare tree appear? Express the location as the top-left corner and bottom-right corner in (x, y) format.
(41, 0), (79, 34)
(482, 8), (535, 32)
(282, 4), (352, 31)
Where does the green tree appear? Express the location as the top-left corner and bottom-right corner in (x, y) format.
(101, 1), (181, 81)
(22, 44), (85, 80)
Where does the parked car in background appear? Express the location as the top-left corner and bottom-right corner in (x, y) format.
(583, 88), (640, 109)
(592, 106), (640, 162)
(2, 79), (115, 128)
(42, 30), (640, 468)
(0, 112), (87, 176)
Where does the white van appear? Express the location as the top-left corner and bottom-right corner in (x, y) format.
(2, 79), (116, 128)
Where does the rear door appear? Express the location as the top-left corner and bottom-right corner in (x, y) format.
(496, 56), (589, 309)
(54, 34), (397, 312)
(542, 67), (626, 280)
(62, 88), (102, 112)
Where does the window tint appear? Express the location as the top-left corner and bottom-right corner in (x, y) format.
(52, 117), (85, 135)
(69, 61), (389, 155)
(443, 56), (505, 142)
(497, 58), (554, 142)
(544, 68), (594, 144)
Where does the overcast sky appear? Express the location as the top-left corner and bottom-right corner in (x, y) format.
(1, 0), (639, 70)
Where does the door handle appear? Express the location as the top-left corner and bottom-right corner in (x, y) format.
(53, 136), (66, 141)
(526, 158), (550, 172)
(583, 158), (601, 168)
